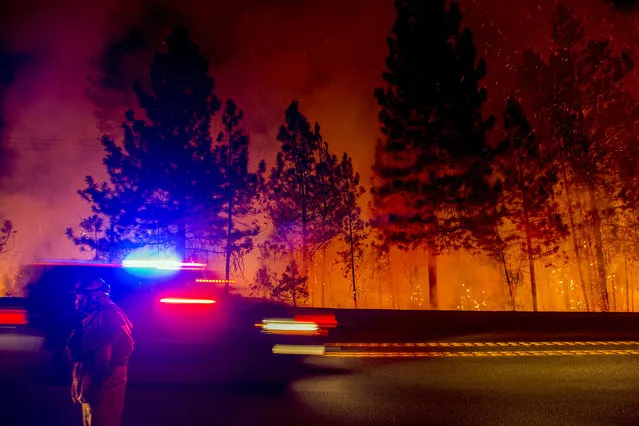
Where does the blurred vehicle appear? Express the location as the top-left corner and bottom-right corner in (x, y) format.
(0, 259), (336, 386)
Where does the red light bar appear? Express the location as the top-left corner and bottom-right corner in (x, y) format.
(295, 314), (338, 329)
(195, 279), (236, 283)
(32, 259), (207, 271)
(0, 309), (28, 325)
(159, 297), (216, 305)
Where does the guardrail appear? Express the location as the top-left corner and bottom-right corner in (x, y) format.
(292, 308), (639, 342)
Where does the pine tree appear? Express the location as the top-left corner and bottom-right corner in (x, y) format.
(518, 46), (592, 311)
(518, 3), (634, 311)
(251, 265), (275, 299)
(335, 153), (368, 308)
(215, 100), (265, 293)
(66, 215), (105, 260)
(250, 244), (277, 298)
(271, 260), (309, 307)
(266, 101), (318, 262)
(491, 98), (568, 311)
(372, 0), (496, 309)
(315, 129), (340, 306)
(264, 101), (343, 304)
(69, 26), (223, 262)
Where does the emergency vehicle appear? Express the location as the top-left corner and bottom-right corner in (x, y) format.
(0, 259), (336, 385)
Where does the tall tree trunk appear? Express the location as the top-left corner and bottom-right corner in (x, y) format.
(606, 254), (616, 312)
(312, 261), (318, 307)
(388, 253), (396, 309)
(320, 143), (328, 308)
(610, 278), (617, 312)
(588, 187), (609, 312)
(377, 263), (383, 309)
(361, 279), (368, 308)
(321, 247), (327, 307)
(225, 138), (234, 295)
(525, 232), (538, 311)
(518, 160), (538, 312)
(495, 226), (516, 310)
(292, 282), (297, 308)
(348, 213), (358, 308)
(562, 277), (571, 310)
(631, 266), (635, 312)
(499, 250), (516, 311)
(428, 248), (438, 309)
(302, 226), (308, 306)
(300, 165), (309, 306)
(560, 168), (590, 311)
(584, 232), (598, 311)
(225, 198), (233, 295)
(625, 256), (630, 312)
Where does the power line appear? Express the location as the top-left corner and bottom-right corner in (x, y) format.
(7, 137), (101, 141)
(5, 137), (107, 152)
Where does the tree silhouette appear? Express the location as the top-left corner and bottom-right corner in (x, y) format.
(315, 131), (340, 306)
(372, 0), (496, 309)
(486, 98), (568, 311)
(69, 26), (223, 261)
(215, 100), (265, 293)
(251, 264), (275, 299)
(335, 153), (368, 308)
(263, 101), (344, 304)
(518, 3), (634, 311)
(271, 260), (309, 307)
(0, 219), (14, 255)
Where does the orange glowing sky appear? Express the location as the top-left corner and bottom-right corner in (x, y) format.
(0, 0), (638, 269)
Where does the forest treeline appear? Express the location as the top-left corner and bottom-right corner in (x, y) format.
(4, 2), (637, 311)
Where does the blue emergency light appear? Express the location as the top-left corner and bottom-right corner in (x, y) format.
(121, 259), (206, 270)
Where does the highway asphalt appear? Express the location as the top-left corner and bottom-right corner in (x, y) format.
(3, 340), (639, 425)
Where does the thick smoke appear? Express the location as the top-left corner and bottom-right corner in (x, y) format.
(88, 28), (147, 133)
(88, 6), (180, 133)
(0, 0), (394, 274)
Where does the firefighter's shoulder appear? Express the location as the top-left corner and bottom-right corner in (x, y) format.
(97, 303), (131, 329)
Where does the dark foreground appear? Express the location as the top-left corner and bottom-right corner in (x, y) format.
(3, 350), (639, 425)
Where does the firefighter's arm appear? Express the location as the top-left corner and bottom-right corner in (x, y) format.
(91, 309), (122, 383)
(93, 342), (113, 382)
(66, 327), (83, 362)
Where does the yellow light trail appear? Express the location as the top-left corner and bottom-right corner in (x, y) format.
(323, 349), (639, 358)
(327, 341), (639, 348)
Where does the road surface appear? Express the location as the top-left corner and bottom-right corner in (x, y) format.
(3, 339), (639, 425)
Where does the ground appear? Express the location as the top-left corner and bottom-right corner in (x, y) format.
(3, 350), (639, 425)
